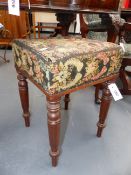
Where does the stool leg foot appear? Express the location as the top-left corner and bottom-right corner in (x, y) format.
(64, 94), (70, 110)
(97, 82), (112, 137)
(17, 73), (30, 127)
(47, 97), (61, 167)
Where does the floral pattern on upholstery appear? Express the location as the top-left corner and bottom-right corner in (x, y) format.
(12, 38), (123, 95)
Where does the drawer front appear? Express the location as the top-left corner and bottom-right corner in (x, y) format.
(50, 0), (122, 11)
(83, 0), (121, 11)
(30, 0), (49, 4)
(20, 0), (49, 4)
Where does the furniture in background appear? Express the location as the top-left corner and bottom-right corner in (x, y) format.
(79, 13), (118, 42)
(121, 0), (131, 42)
(121, 10), (131, 43)
(54, 13), (76, 36)
(0, 23), (12, 62)
(0, 9), (31, 62)
(0, 10), (29, 39)
(119, 22), (131, 95)
(32, 12), (62, 38)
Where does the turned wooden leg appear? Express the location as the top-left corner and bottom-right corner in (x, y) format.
(95, 84), (102, 104)
(119, 61), (131, 95)
(64, 94), (70, 110)
(47, 96), (61, 167)
(97, 82), (112, 137)
(17, 72), (30, 127)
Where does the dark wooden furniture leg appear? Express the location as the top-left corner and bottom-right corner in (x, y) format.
(64, 94), (70, 110)
(119, 58), (131, 95)
(95, 84), (102, 104)
(47, 96), (61, 167)
(79, 14), (88, 38)
(54, 13), (76, 36)
(107, 28), (117, 43)
(97, 82), (112, 137)
(17, 72), (30, 127)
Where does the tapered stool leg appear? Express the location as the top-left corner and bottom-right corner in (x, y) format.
(17, 72), (30, 127)
(47, 96), (61, 167)
(95, 85), (102, 104)
(119, 61), (131, 95)
(64, 94), (70, 110)
(97, 82), (112, 137)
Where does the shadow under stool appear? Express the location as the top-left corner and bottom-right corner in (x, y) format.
(12, 38), (123, 167)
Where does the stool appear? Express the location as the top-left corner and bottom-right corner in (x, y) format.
(12, 38), (123, 166)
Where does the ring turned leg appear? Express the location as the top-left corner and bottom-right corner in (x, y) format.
(119, 61), (131, 95)
(47, 96), (61, 167)
(95, 85), (102, 104)
(97, 82), (112, 137)
(17, 72), (30, 127)
(64, 94), (70, 110)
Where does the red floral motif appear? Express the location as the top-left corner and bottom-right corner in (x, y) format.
(97, 52), (109, 65)
(50, 65), (59, 74)
(92, 66), (107, 80)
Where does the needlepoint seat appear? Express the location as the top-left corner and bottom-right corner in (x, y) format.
(12, 38), (123, 166)
(13, 38), (122, 94)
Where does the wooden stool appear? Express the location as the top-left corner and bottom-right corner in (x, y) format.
(12, 38), (123, 166)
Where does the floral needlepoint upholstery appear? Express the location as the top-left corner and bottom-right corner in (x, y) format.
(12, 38), (123, 95)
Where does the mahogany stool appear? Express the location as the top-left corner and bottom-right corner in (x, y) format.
(12, 38), (123, 166)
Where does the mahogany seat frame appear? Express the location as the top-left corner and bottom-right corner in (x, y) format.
(16, 65), (118, 166)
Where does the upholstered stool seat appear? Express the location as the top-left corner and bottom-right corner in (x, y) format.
(12, 38), (123, 166)
(13, 38), (122, 94)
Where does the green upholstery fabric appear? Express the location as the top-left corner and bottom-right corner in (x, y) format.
(13, 38), (123, 95)
(123, 43), (131, 56)
(83, 14), (111, 30)
(83, 14), (108, 41)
